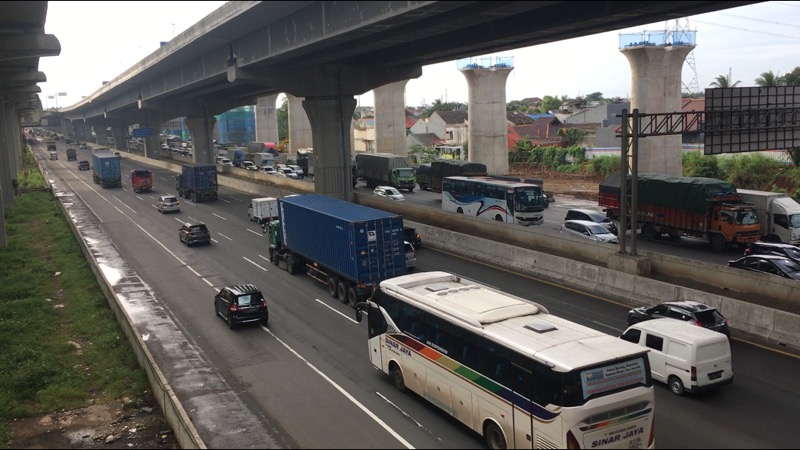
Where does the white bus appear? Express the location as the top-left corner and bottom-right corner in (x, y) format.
(355, 271), (655, 449)
(442, 176), (545, 226)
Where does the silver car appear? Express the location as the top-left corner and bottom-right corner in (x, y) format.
(561, 219), (618, 244)
(404, 241), (417, 272)
(157, 195), (181, 214)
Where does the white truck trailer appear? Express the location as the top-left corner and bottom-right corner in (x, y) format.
(737, 189), (800, 244)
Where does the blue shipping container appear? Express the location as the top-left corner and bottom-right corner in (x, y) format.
(181, 163), (217, 192)
(91, 153), (121, 187)
(278, 194), (405, 285)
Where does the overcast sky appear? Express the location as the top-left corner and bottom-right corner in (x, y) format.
(38, 1), (800, 111)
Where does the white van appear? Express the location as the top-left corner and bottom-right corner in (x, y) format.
(620, 318), (733, 396)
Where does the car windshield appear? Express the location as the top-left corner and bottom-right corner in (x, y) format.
(586, 224), (610, 235)
(693, 309), (723, 325)
(774, 258), (800, 278)
(190, 225), (207, 232)
(783, 246), (800, 260)
(236, 294), (261, 307)
(163, 197), (177, 203)
(384, 187), (400, 195)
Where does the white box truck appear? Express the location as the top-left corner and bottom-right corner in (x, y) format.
(248, 197), (279, 228)
(737, 189), (800, 245)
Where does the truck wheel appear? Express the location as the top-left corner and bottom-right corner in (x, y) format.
(347, 287), (359, 306)
(642, 223), (658, 239)
(420, 184), (428, 191)
(407, 187), (414, 193)
(286, 255), (297, 274)
(337, 281), (349, 304)
(710, 234), (727, 252)
(191, 192), (197, 203)
(328, 277), (339, 299)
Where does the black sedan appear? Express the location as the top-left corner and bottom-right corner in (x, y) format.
(626, 300), (731, 337)
(744, 241), (800, 264)
(728, 254), (800, 281)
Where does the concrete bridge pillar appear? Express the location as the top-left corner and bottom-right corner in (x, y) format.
(302, 96), (357, 201)
(461, 66), (513, 175)
(185, 116), (217, 164)
(140, 111), (164, 160)
(374, 80), (408, 157)
(255, 94), (279, 144)
(110, 123), (128, 151)
(287, 94), (313, 153)
(622, 44), (694, 176)
(73, 121), (87, 141)
(0, 100), (9, 247)
(61, 119), (74, 138)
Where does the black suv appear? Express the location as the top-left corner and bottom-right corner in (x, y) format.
(627, 300), (730, 338)
(214, 284), (268, 328)
(564, 208), (618, 235)
(744, 241), (800, 264)
(179, 222), (211, 246)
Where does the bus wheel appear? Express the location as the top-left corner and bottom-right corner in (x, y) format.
(669, 376), (685, 396)
(456, 207), (464, 214)
(347, 287), (359, 306)
(484, 421), (506, 450)
(390, 365), (407, 393)
(494, 215), (503, 221)
(328, 277), (339, 299)
(337, 281), (349, 304)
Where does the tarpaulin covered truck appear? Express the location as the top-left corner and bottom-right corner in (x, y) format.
(176, 163), (218, 202)
(599, 173), (761, 251)
(355, 153), (416, 192)
(267, 194), (406, 305)
(91, 153), (122, 188)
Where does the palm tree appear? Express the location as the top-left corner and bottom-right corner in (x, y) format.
(755, 70), (781, 87)
(709, 68), (741, 88)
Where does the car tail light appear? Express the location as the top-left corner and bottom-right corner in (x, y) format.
(229, 304), (238, 312)
(689, 319), (702, 327)
(261, 298), (267, 307)
(744, 248), (752, 256)
(648, 417), (656, 448)
(691, 366), (697, 382)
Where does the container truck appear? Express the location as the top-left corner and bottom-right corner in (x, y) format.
(248, 197), (279, 227)
(91, 153), (122, 188)
(130, 169), (153, 193)
(246, 152), (276, 168)
(175, 163), (218, 202)
(599, 173), (761, 251)
(267, 194), (406, 305)
(66, 148), (77, 161)
(46, 138), (56, 152)
(736, 189), (800, 244)
(355, 153), (416, 191)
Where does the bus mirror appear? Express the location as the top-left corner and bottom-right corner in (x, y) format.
(354, 303), (365, 322)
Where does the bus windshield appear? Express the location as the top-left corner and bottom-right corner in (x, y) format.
(515, 186), (543, 211)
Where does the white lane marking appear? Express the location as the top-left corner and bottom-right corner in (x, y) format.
(243, 257), (268, 272)
(247, 229), (263, 236)
(375, 391), (439, 441)
(211, 238), (219, 243)
(217, 197), (231, 204)
(314, 299), (358, 324)
(212, 213), (227, 220)
(260, 326), (414, 449)
(114, 196), (137, 212)
(258, 254), (270, 262)
(217, 233), (233, 241)
(136, 195), (144, 201)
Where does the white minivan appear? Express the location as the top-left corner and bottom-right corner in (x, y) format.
(620, 318), (733, 396)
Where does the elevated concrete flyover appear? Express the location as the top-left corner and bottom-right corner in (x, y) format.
(53, 1), (761, 200)
(0, 1), (61, 247)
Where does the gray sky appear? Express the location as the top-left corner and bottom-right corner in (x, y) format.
(38, 1), (800, 110)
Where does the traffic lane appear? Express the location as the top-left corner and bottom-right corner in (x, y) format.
(415, 246), (800, 448)
(75, 170), (476, 449)
(83, 185), (430, 449)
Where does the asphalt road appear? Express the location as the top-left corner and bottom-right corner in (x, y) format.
(33, 139), (800, 449)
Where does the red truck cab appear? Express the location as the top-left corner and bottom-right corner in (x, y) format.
(130, 169), (153, 193)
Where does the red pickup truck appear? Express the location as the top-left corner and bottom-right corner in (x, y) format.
(130, 169), (153, 193)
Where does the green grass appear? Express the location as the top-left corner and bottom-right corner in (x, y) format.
(0, 176), (149, 447)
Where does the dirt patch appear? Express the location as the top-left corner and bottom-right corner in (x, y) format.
(6, 398), (176, 449)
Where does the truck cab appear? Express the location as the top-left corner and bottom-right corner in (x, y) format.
(707, 200), (761, 251)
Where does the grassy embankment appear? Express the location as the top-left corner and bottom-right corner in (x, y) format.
(0, 146), (149, 447)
